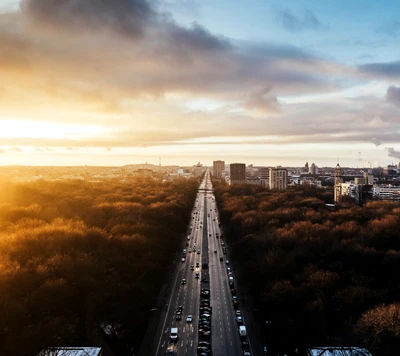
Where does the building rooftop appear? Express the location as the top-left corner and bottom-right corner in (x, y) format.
(307, 346), (373, 356)
(37, 347), (102, 356)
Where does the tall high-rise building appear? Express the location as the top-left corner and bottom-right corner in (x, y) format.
(334, 163), (343, 204)
(310, 163), (318, 175)
(304, 162), (309, 173)
(230, 163), (246, 185)
(213, 160), (225, 179)
(269, 167), (288, 190)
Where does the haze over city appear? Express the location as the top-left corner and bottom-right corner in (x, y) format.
(1, 0), (400, 167)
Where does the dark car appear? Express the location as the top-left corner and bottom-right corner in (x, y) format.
(197, 346), (211, 354)
(201, 278), (208, 283)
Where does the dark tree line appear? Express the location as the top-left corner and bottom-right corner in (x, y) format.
(213, 181), (400, 356)
(0, 177), (199, 356)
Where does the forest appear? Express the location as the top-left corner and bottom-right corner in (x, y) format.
(213, 181), (400, 356)
(0, 177), (199, 356)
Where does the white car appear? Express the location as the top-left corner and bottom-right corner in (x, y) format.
(226, 260), (230, 264)
(181, 258), (185, 262)
(236, 316), (243, 324)
(186, 315), (193, 323)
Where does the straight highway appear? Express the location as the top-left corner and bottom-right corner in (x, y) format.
(154, 170), (254, 356)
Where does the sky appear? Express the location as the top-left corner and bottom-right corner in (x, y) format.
(1, 0), (400, 167)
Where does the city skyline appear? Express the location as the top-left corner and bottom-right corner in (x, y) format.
(1, 1), (400, 166)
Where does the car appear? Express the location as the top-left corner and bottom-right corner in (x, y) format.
(209, 233), (211, 236)
(199, 321), (211, 327)
(186, 242), (189, 246)
(201, 313), (211, 318)
(228, 272), (233, 276)
(197, 250), (201, 254)
(181, 279), (186, 285)
(198, 341), (211, 347)
(181, 258), (185, 262)
(186, 315), (193, 323)
(190, 264), (194, 270)
(226, 260), (230, 264)
(199, 331), (211, 339)
(221, 242), (225, 246)
(200, 308), (212, 314)
(231, 288), (237, 295)
(177, 306), (183, 312)
(175, 312), (182, 321)
(236, 310), (242, 316)
(201, 278), (208, 283)
(220, 256), (223, 261)
(242, 340), (249, 350)
(196, 262), (200, 267)
(197, 346), (211, 354)
(214, 249), (217, 253)
(183, 249), (186, 254)
(195, 272), (200, 279)
(227, 267), (231, 272)
(237, 316), (243, 324)
(243, 351), (251, 355)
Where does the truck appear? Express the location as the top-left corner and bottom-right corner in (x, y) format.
(239, 325), (247, 337)
(170, 327), (178, 342)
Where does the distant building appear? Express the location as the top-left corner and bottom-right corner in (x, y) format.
(192, 162), (206, 177)
(269, 167), (288, 190)
(213, 160), (225, 179)
(310, 163), (318, 175)
(230, 163), (246, 185)
(37, 347), (103, 356)
(334, 164), (343, 204)
(373, 185), (400, 202)
(258, 167), (270, 187)
(304, 161), (309, 173)
(383, 165), (397, 175)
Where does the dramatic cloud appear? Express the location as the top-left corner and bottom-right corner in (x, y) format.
(242, 87), (280, 114)
(21, 0), (156, 37)
(0, 0), (397, 162)
(386, 86), (400, 107)
(277, 9), (326, 32)
(386, 147), (400, 159)
(371, 137), (382, 146)
(359, 60), (400, 78)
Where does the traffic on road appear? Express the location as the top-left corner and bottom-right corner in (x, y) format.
(155, 171), (254, 356)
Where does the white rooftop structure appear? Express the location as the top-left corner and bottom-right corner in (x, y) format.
(307, 346), (373, 356)
(37, 347), (102, 356)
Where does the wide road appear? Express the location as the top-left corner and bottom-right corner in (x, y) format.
(155, 170), (252, 356)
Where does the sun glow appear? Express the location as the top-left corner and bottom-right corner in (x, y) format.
(0, 119), (108, 139)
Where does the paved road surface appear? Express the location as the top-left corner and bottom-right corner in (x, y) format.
(154, 171), (256, 356)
